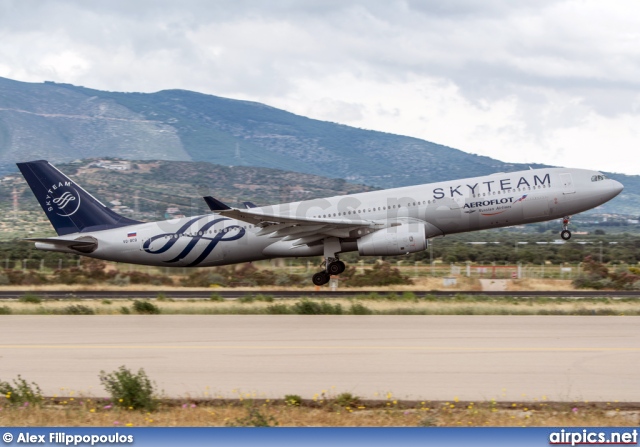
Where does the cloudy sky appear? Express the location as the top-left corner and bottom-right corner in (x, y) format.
(1, 0), (639, 175)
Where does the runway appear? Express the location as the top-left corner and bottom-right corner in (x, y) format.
(1, 315), (638, 402)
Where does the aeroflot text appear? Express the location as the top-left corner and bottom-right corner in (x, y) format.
(463, 197), (518, 209)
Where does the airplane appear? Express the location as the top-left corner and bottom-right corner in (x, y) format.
(17, 160), (623, 285)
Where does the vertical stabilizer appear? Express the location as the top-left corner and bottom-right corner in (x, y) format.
(17, 160), (142, 236)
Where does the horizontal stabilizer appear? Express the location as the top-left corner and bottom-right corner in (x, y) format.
(243, 201), (258, 209)
(25, 237), (98, 253)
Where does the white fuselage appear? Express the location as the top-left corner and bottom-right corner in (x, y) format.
(37, 167), (623, 267)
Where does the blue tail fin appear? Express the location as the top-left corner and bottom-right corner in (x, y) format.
(17, 160), (142, 236)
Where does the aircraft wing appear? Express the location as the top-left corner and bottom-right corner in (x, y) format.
(203, 196), (386, 245)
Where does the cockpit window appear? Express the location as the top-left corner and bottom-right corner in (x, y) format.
(591, 174), (607, 182)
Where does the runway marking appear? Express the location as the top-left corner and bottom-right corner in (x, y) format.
(1, 345), (639, 351)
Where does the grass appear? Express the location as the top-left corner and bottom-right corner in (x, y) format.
(0, 397), (636, 427)
(0, 296), (637, 316)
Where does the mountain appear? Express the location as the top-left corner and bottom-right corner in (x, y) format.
(0, 76), (636, 214)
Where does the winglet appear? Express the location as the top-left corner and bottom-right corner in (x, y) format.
(243, 201), (258, 209)
(203, 196), (231, 211)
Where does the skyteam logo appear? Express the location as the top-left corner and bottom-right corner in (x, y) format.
(45, 181), (81, 217)
(143, 217), (246, 267)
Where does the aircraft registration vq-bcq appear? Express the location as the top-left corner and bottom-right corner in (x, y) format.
(18, 160), (623, 285)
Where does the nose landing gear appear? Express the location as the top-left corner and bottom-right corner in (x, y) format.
(560, 216), (572, 240)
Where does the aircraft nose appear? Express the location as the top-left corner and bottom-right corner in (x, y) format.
(607, 179), (624, 200)
(612, 180), (624, 195)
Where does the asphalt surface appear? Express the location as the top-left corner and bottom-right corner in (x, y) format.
(1, 315), (638, 402)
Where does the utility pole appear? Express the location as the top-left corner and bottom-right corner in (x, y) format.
(429, 239), (434, 276)
(599, 241), (603, 264)
(12, 187), (18, 219)
(134, 190), (140, 217)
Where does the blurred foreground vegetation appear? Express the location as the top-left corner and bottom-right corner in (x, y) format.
(1, 369), (637, 427)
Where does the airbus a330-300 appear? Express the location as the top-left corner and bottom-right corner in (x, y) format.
(18, 160), (623, 285)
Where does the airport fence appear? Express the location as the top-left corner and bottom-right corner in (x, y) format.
(2, 257), (592, 281)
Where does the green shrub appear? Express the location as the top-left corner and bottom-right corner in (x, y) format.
(4, 270), (46, 285)
(102, 299), (112, 305)
(181, 270), (228, 287)
(226, 408), (279, 427)
(254, 294), (274, 303)
(58, 304), (95, 315)
(349, 303), (373, 315)
(238, 295), (255, 303)
(132, 300), (161, 314)
(99, 366), (158, 411)
(293, 299), (342, 315)
(0, 375), (43, 406)
(401, 292), (418, 302)
(19, 293), (42, 304)
(107, 274), (130, 286)
(345, 262), (412, 287)
(266, 304), (291, 314)
(284, 394), (302, 406)
(209, 293), (224, 302)
(333, 392), (360, 408)
(417, 415), (438, 427)
(0, 305), (12, 315)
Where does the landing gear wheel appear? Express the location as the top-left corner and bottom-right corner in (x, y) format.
(327, 260), (346, 275)
(312, 271), (331, 286)
(560, 216), (572, 240)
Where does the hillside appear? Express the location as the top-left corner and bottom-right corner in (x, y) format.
(0, 76), (636, 214)
(0, 159), (375, 239)
(0, 76), (542, 184)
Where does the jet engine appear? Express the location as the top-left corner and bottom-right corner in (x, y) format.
(357, 223), (427, 256)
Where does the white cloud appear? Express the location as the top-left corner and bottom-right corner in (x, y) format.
(0, 0), (639, 174)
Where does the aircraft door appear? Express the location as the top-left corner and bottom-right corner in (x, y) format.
(560, 173), (576, 194)
(522, 195), (550, 220)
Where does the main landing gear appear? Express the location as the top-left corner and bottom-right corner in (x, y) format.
(560, 216), (572, 240)
(312, 258), (345, 286)
(312, 237), (346, 286)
